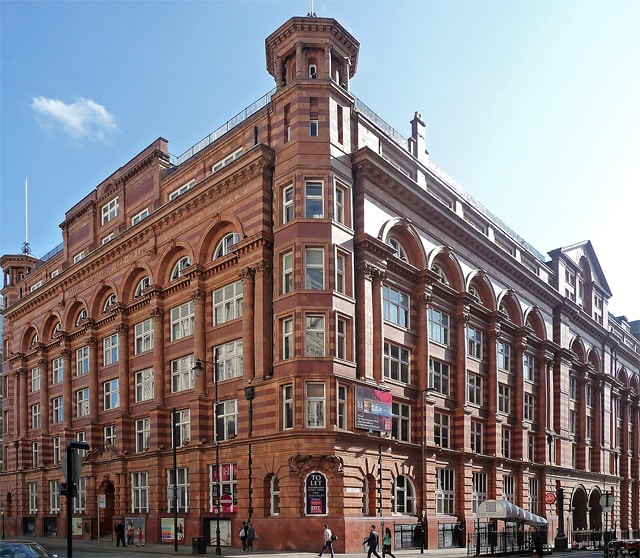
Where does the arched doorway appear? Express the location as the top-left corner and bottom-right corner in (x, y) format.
(572, 486), (589, 530)
(98, 478), (116, 538)
(589, 489), (603, 532)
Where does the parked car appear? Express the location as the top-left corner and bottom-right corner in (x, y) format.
(0, 540), (58, 557)
(608, 539), (640, 557)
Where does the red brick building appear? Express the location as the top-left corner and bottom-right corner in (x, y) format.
(1, 14), (639, 553)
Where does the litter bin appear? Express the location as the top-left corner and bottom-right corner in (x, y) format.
(192, 536), (206, 554)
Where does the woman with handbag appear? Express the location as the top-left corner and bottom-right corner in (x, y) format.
(382, 527), (396, 558)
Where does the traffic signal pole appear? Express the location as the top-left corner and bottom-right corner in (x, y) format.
(65, 440), (90, 558)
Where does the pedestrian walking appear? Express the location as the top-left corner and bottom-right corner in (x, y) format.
(246, 521), (256, 551)
(114, 520), (126, 548)
(137, 526), (144, 547)
(531, 526), (544, 557)
(318, 524), (335, 558)
(364, 524), (382, 558)
(239, 521), (248, 551)
(382, 527), (396, 558)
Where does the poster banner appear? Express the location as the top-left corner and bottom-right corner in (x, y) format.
(161, 517), (185, 544)
(355, 386), (392, 433)
(72, 517), (83, 536)
(209, 518), (232, 546)
(305, 472), (327, 516)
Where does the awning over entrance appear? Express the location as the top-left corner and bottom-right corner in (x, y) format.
(476, 499), (549, 526)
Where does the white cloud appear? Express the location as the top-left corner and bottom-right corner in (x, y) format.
(31, 96), (118, 141)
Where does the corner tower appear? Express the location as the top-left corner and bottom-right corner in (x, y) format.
(266, 16), (359, 90)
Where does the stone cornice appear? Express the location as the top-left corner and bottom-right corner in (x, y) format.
(353, 148), (561, 310)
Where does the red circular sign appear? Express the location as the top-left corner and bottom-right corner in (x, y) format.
(220, 494), (233, 506)
(545, 492), (557, 505)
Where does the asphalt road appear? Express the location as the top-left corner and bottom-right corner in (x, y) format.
(0, 536), (609, 558)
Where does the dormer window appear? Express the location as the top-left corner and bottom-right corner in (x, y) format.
(309, 64), (317, 79)
(169, 180), (195, 201)
(103, 294), (117, 313)
(134, 276), (151, 298)
(170, 257), (191, 280)
(101, 197), (119, 225)
(30, 280), (43, 292)
(214, 233), (240, 259)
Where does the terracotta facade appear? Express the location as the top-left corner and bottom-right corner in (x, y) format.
(1, 14), (639, 553)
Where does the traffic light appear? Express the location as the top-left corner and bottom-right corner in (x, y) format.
(61, 483), (78, 497)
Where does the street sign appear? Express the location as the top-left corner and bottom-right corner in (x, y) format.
(98, 494), (106, 509)
(220, 494), (233, 506)
(600, 492), (614, 508)
(545, 492), (557, 505)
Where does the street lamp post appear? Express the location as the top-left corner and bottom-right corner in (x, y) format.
(1, 503), (5, 539)
(244, 383), (255, 521)
(554, 487), (568, 551)
(193, 352), (221, 556)
(420, 390), (426, 554)
(171, 408), (179, 553)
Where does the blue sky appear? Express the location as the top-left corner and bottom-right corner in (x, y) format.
(1, 0), (638, 319)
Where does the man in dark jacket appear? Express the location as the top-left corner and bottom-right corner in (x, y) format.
(365, 525), (382, 558)
(114, 520), (126, 547)
(531, 527), (545, 556)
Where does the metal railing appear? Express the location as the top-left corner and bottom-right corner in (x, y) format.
(169, 88), (276, 167)
(353, 98), (547, 263)
(467, 527), (547, 556)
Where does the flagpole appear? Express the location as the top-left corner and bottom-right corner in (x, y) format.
(23, 177), (30, 255)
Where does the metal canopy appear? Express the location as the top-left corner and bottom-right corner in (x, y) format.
(476, 499), (549, 526)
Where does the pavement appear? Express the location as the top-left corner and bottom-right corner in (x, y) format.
(0, 536), (598, 558)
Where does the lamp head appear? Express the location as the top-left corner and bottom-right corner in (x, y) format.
(13, 440), (18, 449)
(244, 384), (255, 401)
(192, 359), (204, 375)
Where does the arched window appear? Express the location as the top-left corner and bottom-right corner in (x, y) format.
(103, 294), (117, 313)
(213, 233), (240, 260)
(170, 256), (191, 280)
(30, 332), (39, 346)
(391, 475), (416, 514)
(431, 264), (449, 286)
(270, 475), (280, 516)
(75, 309), (88, 326)
(468, 286), (480, 303)
(361, 477), (369, 514)
(363, 474), (377, 516)
(53, 322), (62, 335)
(134, 276), (151, 298)
(309, 64), (317, 79)
(387, 238), (408, 262)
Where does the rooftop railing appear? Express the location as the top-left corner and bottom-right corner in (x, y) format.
(354, 97), (547, 263)
(169, 88), (276, 167)
(34, 89), (544, 266)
